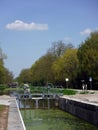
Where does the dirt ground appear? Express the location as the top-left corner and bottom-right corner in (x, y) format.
(0, 95), (10, 130)
(0, 105), (9, 130)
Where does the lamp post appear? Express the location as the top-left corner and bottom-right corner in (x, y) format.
(65, 78), (69, 89)
(81, 80), (85, 90)
(89, 77), (92, 90)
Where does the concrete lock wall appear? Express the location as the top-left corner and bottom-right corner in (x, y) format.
(59, 97), (98, 127)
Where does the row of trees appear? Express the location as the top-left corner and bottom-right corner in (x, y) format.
(17, 32), (98, 89)
(0, 48), (13, 84)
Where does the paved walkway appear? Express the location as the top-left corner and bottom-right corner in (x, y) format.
(0, 95), (26, 130)
(62, 90), (98, 104)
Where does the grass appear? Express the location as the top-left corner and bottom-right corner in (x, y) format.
(62, 89), (77, 95)
(30, 86), (78, 95)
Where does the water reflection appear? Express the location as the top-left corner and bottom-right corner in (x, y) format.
(18, 98), (58, 109)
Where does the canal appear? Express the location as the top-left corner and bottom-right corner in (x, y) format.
(21, 108), (98, 130)
(8, 89), (98, 129)
(18, 98), (98, 130)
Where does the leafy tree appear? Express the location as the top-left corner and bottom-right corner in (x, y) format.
(52, 48), (79, 87)
(3, 68), (13, 84)
(77, 32), (98, 82)
(18, 68), (32, 83)
(0, 48), (13, 84)
(30, 53), (56, 85)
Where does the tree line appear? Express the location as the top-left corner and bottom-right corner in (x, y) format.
(0, 32), (98, 89)
(17, 32), (98, 89)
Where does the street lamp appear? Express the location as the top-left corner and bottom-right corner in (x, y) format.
(65, 78), (69, 89)
(89, 77), (92, 90)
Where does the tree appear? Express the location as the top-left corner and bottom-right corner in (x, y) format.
(77, 32), (98, 89)
(4, 69), (13, 84)
(0, 48), (13, 84)
(30, 53), (56, 85)
(52, 48), (79, 87)
(18, 68), (32, 83)
(0, 60), (5, 84)
(47, 40), (74, 58)
(0, 48), (7, 64)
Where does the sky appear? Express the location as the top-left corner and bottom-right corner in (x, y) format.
(0, 0), (98, 78)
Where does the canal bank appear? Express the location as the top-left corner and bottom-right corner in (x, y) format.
(59, 93), (98, 127)
(7, 97), (26, 130)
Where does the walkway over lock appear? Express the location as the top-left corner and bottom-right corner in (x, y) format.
(17, 93), (63, 100)
(16, 93), (63, 109)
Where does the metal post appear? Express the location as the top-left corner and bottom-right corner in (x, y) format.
(65, 78), (69, 89)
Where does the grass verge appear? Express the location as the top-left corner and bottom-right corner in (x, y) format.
(62, 89), (77, 95)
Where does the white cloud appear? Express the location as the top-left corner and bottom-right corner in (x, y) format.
(80, 28), (93, 35)
(6, 20), (48, 31)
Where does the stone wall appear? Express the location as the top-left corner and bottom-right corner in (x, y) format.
(59, 97), (98, 127)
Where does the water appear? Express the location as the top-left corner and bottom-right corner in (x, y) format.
(21, 109), (98, 130)
(8, 90), (98, 129)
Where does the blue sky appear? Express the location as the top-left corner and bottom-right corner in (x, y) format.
(0, 0), (98, 77)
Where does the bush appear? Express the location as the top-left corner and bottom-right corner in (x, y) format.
(0, 85), (7, 94)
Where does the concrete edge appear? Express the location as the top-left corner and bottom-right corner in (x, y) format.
(61, 96), (98, 106)
(15, 99), (26, 130)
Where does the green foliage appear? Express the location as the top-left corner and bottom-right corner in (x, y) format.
(30, 86), (44, 93)
(17, 34), (98, 89)
(0, 48), (13, 84)
(30, 53), (56, 85)
(18, 69), (32, 83)
(0, 85), (6, 91)
(0, 85), (7, 95)
(52, 48), (79, 84)
(18, 42), (75, 86)
(77, 32), (98, 79)
(0, 61), (5, 84)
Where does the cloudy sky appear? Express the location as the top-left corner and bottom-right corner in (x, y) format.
(0, 0), (98, 77)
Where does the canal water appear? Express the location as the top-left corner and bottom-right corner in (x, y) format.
(21, 109), (98, 130)
(19, 99), (98, 130)
(8, 90), (98, 129)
